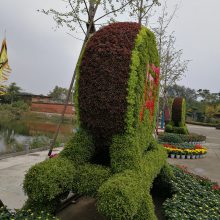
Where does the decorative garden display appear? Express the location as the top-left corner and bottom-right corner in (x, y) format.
(23, 22), (171, 219)
(165, 97), (189, 134)
(163, 143), (207, 159)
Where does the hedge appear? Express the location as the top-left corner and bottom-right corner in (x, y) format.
(23, 157), (75, 212)
(165, 97), (189, 134)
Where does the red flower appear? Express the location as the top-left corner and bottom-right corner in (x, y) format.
(195, 144), (203, 149)
(212, 184), (220, 190)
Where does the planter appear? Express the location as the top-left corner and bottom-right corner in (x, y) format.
(186, 155), (191, 159)
(191, 155), (196, 159)
(170, 154), (175, 159)
(176, 155), (180, 159)
(181, 155), (185, 159)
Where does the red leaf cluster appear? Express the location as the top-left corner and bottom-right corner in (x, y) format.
(172, 97), (183, 126)
(78, 22), (141, 141)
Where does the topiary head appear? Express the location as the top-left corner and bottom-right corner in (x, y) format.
(75, 22), (160, 163)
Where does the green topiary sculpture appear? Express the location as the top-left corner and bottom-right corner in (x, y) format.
(165, 97), (189, 134)
(23, 22), (171, 219)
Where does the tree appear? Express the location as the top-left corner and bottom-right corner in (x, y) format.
(150, 4), (190, 98)
(41, 0), (136, 41)
(127, 0), (160, 24)
(42, 0), (142, 155)
(3, 82), (22, 104)
(167, 84), (197, 104)
(48, 86), (69, 103)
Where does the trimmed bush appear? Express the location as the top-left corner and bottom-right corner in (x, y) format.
(158, 132), (206, 143)
(158, 133), (183, 143)
(166, 97), (189, 134)
(73, 164), (111, 197)
(59, 129), (95, 164)
(24, 22), (171, 218)
(23, 157), (75, 211)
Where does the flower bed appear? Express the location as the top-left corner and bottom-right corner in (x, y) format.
(163, 165), (220, 219)
(163, 143), (207, 159)
(0, 207), (58, 219)
(158, 132), (206, 144)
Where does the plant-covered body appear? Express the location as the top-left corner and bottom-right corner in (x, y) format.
(24, 22), (170, 219)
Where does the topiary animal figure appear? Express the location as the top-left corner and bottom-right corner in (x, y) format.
(165, 97), (189, 134)
(24, 22), (171, 219)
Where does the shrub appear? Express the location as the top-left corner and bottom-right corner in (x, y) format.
(158, 133), (183, 143)
(73, 164), (111, 197)
(172, 126), (189, 134)
(163, 166), (220, 220)
(59, 129), (95, 164)
(97, 170), (145, 219)
(165, 124), (173, 133)
(23, 157), (75, 212)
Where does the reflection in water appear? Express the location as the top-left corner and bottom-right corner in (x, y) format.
(0, 119), (73, 155)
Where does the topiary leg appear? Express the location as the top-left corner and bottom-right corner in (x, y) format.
(59, 129), (95, 164)
(23, 157), (76, 213)
(134, 193), (157, 220)
(97, 170), (144, 219)
(72, 164), (111, 197)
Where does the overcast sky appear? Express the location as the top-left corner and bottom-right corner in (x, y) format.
(0, 0), (220, 95)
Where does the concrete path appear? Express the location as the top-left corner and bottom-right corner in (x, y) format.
(168, 124), (220, 185)
(0, 148), (62, 210)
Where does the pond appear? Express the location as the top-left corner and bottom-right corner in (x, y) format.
(0, 118), (74, 155)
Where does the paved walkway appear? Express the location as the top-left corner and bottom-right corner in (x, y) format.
(0, 124), (219, 210)
(168, 124), (220, 185)
(0, 148), (62, 210)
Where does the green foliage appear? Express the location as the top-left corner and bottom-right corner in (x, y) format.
(125, 26), (159, 136)
(98, 170), (145, 219)
(158, 132), (206, 143)
(153, 164), (174, 198)
(59, 129), (94, 164)
(23, 157), (75, 209)
(0, 82), (22, 104)
(0, 207), (58, 220)
(165, 124), (173, 133)
(159, 133), (183, 143)
(48, 85), (69, 103)
(163, 166), (220, 219)
(73, 164), (111, 197)
(30, 136), (50, 149)
(98, 142), (167, 219)
(172, 126), (188, 134)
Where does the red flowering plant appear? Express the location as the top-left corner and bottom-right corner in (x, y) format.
(139, 63), (160, 122)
